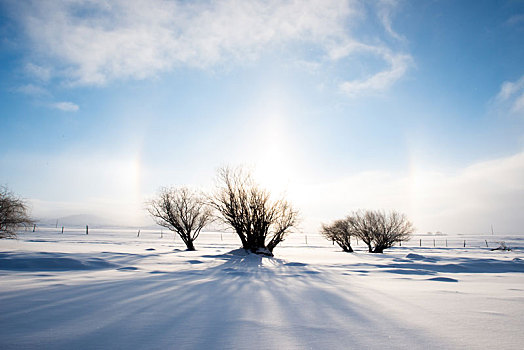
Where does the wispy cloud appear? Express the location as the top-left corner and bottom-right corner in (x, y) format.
(512, 93), (524, 114)
(506, 14), (524, 26)
(15, 84), (50, 96)
(376, 0), (406, 42)
(11, 0), (410, 95)
(52, 101), (79, 112)
(339, 48), (412, 97)
(25, 62), (52, 82)
(495, 75), (524, 115)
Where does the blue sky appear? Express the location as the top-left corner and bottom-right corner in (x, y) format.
(1, 0), (523, 234)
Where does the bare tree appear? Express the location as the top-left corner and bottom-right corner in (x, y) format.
(347, 210), (414, 253)
(147, 187), (212, 251)
(321, 219), (353, 252)
(0, 186), (33, 238)
(211, 166), (299, 256)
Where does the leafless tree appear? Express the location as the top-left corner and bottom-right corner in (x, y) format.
(347, 210), (414, 253)
(147, 187), (212, 251)
(321, 219), (353, 252)
(0, 186), (33, 238)
(210, 166), (299, 256)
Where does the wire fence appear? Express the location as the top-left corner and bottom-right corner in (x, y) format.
(19, 225), (522, 251)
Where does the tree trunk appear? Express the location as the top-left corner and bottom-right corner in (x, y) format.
(236, 230), (248, 249)
(342, 245), (354, 253)
(185, 240), (196, 251)
(253, 246), (273, 256)
(243, 242), (273, 256)
(267, 240), (278, 253)
(372, 246), (384, 253)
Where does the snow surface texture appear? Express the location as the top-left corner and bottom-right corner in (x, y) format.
(1, 228), (524, 349)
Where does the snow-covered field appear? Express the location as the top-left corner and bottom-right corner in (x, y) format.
(1, 228), (523, 349)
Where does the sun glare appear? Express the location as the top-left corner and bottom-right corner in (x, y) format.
(252, 112), (297, 195)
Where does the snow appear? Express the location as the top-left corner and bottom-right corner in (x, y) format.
(1, 229), (524, 349)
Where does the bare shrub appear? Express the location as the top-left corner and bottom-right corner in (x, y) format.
(491, 241), (511, 251)
(210, 166), (298, 256)
(347, 210), (414, 253)
(321, 219), (353, 252)
(0, 186), (33, 238)
(147, 187), (212, 251)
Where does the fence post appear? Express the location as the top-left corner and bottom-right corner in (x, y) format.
(86, 225), (88, 235)
(137, 229), (140, 237)
(399, 240), (402, 247)
(33, 224), (36, 232)
(419, 239), (422, 247)
(463, 240), (466, 247)
(61, 226), (64, 234)
(433, 239), (435, 247)
(485, 240), (488, 247)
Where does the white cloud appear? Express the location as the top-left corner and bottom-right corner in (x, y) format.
(512, 92), (524, 114)
(13, 0), (410, 94)
(52, 101), (79, 112)
(339, 48), (412, 97)
(17, 0), (352, 85)
(496, 76), (524, 101)
(15, 84), (49, 96)
(376, 0), (406, 42)
(290, 152), (524, 235)
(495, 75), (524, 116)
(25, 62), (52, 81)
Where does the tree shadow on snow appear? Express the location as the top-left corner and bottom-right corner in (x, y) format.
(0, 248), (450, 350)
(345, 255), (524, 276)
